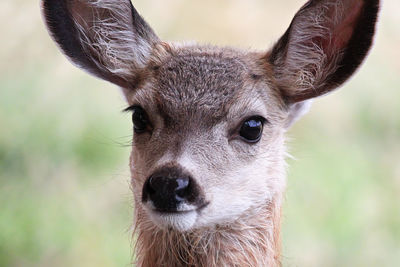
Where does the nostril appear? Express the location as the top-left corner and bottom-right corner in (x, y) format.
(147, 176), (189, 196)
(175, 177), (190, 200)
(148, 176), (166, 193)
(146, 176), (157, 195)
(175, 177), (189, 191)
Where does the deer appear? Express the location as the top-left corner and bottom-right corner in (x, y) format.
(42, 0), (380, 266)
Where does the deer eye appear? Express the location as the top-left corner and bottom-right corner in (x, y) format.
(239, 116), (265, 143)
(131, 106), (149, 134)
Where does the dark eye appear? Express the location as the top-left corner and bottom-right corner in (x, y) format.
(131, 106), (149, 134)
(239, 116), (265, 143)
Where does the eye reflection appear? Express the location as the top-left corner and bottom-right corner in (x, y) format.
(239, 116), (265, 143)
(131, 106), (149, 134)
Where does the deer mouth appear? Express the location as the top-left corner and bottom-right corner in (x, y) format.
(145, 202), (209, 231)
(152, 201), (209, 214)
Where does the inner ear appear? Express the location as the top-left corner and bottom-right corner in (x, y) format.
(268, 0), (380, 103)
(308, 0), (365, 56)
(42, 0), (159, 89)
(330, 1), (364, 51)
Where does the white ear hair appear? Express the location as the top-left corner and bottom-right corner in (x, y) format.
(285, 100), (313, 128)
(42, 0), (159, 88)
(281, 2), (345, 92)
(269, 0), (380, 103)
(72, 0), (155, 78)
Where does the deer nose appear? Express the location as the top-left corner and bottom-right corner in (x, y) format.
(148, 176), (190, 201)
(142, 174), (194, 212)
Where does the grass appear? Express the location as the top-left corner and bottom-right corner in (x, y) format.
(1, 0), (399, 266)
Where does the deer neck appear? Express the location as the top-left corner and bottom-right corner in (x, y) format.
(133, 194), (283, 267)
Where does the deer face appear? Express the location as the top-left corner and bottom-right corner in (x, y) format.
(42, 0), (379, 231)
(125, 46), (287, 230)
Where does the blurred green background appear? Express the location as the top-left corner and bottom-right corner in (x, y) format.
(1, 0), (399, 266)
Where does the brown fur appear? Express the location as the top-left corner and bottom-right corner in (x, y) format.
(133, 194), (283, 267)
(127, 45), (287, 267)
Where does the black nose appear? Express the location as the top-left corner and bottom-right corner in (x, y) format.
(142, 168), (199, 212)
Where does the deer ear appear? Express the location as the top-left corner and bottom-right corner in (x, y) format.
(42, 0), (159, 88)
(268, 0), (380, 103)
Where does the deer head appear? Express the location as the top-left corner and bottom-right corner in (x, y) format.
(42, 0), (379, 233)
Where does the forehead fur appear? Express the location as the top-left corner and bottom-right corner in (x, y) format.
(134, 44), (274, 126)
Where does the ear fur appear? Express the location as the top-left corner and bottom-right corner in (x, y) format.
(268, 0), (380, 104)
(42, 0), (159, 88)
(285, 100), (313, 128)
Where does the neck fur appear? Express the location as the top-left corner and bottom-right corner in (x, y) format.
(133, 195), (282, 267)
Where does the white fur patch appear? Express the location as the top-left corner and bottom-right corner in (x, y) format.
(172, 126), (286, 230)
(285, 100), (313, 128)
(147, 209), (198, 232)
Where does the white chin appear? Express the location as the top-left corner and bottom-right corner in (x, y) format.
(148, 210), (198, 232)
